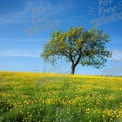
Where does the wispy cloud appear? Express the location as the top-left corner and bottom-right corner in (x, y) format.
(0, 1), (33, 24)
(111, 49), (122, 62)
(0, 1), (71, 24)
(0, 49), (40, 58)
(0, 17), (9, 23)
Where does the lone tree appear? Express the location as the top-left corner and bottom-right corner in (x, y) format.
(40, 26), (112, 74)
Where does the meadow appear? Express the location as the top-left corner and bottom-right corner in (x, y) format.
(0, 72), (122, 122)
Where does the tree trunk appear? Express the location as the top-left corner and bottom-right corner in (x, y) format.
(71, 64), (76, 74)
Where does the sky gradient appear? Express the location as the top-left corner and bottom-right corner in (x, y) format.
(0, 0), (122, 75)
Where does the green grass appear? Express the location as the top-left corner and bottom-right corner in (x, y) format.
(0, 72), (122, 122)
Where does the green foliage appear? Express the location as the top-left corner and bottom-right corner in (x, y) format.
(0, 72), (122, 122)
(0, 102), (13, 113)
(41, 26), (112, 73)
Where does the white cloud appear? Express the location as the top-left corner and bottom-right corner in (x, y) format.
(111, 49), (122, 62)
(0, 49), (40, 58)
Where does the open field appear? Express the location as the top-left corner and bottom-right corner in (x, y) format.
(0, 72), (122, 122)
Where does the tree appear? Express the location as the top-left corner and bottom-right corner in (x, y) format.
(40, 26), (112, 74)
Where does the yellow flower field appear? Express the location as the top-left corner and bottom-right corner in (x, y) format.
(0, 72), (122, 122)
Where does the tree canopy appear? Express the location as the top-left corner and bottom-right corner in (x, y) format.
(40, 26), (112, 74)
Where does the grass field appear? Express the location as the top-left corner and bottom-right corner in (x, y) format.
(0, 72), (122, 122)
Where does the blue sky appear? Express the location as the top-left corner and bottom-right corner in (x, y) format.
(0, 0), (122, 75)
